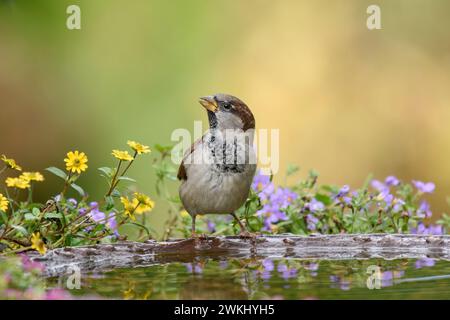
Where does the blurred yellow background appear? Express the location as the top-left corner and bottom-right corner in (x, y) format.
(1, 0), (449, 231)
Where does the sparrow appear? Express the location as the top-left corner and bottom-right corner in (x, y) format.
(178, 93), (257, 238)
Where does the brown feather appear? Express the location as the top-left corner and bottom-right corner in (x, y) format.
(177, 136), (204, 181)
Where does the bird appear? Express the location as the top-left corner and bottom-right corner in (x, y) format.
(178, 93), (257, 238)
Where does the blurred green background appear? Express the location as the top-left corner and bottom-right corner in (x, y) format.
(1, 0), (450, 231)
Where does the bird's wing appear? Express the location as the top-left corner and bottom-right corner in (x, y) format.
(177, 136), (204, 181)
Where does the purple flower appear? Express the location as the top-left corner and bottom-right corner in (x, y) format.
(256, 187), (297, 230)
(185, 263), (203, 274)
(45, 288), (72, 300)
(252, 171), (272, 193)
(67, 198), (78, 207)
(415, 258), (435, 269)
(411, 223), (443, 235)
(376, 189), (393, 204)
(416, 200), (432, 218)
(304, 198), (324, 213)
(306, 214), (319, 231)
(336, 185), (350, 198)
(107, 213), (118, 233)
(206, 220), (216, 233)
(21, 255), (44, 272)
(342, 196), (352, 205)
(262, 259), (274, 272)
(277, 263), (297, 280)
(261, 271), (272, 280)
(219, 261), (228, 270)
(412, 180), (435, 193)
(371, 180), (388, 192)
(89, 202), (99, 209)
(385, 176), (400, 187)
(392, 199), (405, 213)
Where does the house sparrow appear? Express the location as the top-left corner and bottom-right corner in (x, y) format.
(178, 93), (257, 238)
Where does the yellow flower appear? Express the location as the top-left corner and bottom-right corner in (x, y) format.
(64, 151), (88, 174)
(121, 194), (155, 219)
(1, 154), (22, 171)
(20, 172), (44, 182)
(112, 150), (134, 162)
(5, 177), (31, 189)
(0, 193), (9, 212)
(134, 192), (155, 214)
(121, 196), (139, 221)
(127, 141), (151, 155)
(31, 232), (47, 255)
(123, 283), (135, 300)
(180, 209), (190, 218)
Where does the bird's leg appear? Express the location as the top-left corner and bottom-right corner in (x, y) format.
(191, 215), (197, 238)
(231, 212), (256, 239)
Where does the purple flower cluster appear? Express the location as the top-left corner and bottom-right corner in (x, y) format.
(381, 270), (405, 288)
(329, 275), (351, 291)
(415, 258), (435, 269)
(79, 201), (118, 236)
(371, 176), (407, 212)
(411, 222), (443, 235)
(412, 180), (435, 194)
(21, 255), (44, 273)
(258, 259), (297, 281)
(252, 171), (297, 231)
(185, 263), (203, 274)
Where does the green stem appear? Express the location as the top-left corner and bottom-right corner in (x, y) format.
(109, 151), (138, 193)
(106, 160), (123, 197)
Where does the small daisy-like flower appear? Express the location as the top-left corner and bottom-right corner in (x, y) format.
(1, 154), (22, 171)
(121, 196), (139, 221)
(5, 177), (31, 189)
(20, 172), (44, 182)
(31, 232), (47, 255)
(180, 209), (190, 218)
(127, 141), (151, 155)
(112, 150), (134, 162)
(123, 283), (136, 300)
(0, 193), (9, 212)
(134, 192), (155, 214)
(64, 151), (88, 174)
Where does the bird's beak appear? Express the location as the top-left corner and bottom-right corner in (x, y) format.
(199, 96), (218, 113)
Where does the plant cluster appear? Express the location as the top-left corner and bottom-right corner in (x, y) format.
(0, 141), (154, 254)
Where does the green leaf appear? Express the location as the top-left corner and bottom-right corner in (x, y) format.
(0, 211), (8, 224)
(105, 196), (115, 210)
(98, 167), (113, 177)
(117, 176), (136, 183)
(286, 164), (300, 177)
(154, 144), (173, 154)
(71, 183), (86, 197)
(315, 193), (332, 206)
(44, 212), (62, 219)
(45, 167), (67, 180)
(24, 213), (38, 221)
(362, 173), (374, 190)
(11, 224), (28, 236)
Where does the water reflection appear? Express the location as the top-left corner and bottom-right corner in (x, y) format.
(51, 257), (450, 300)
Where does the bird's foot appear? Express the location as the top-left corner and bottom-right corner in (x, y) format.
(191, 233), (209, 243)
(198, 233), (209, 240)
(239, 231), (257, 239)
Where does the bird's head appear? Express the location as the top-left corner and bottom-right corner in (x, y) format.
(198, 93), (255, 131)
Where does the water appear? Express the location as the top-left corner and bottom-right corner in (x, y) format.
(48, 257), (450, 299)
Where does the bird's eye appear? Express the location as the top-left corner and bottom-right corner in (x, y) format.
(223, 103), (232, 110)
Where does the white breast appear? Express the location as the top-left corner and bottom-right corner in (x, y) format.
(179, 131), (256, 216)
